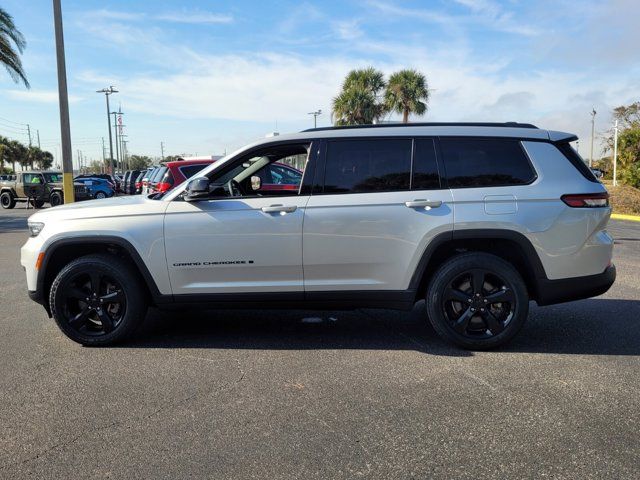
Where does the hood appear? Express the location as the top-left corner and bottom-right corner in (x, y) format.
(28, 195), (166, 224)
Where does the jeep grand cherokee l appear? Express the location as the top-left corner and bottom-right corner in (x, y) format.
(21, 123), (615, 349)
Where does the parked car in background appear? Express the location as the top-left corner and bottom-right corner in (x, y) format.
(123, 169), (142, 194)
(1, 171), (89, 208)
(590, 168), (604, 180)
(134, 169), (149, 194)
(148, 166), (168, 194)
(152, 159), (215, 193)
(140, 167), (158, 194)
(73, 177), (115, 199)
(75, 174), (117, 192)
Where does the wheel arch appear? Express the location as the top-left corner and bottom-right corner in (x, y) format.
(410, 229), (547, 303)
(37, 236), (167, 312)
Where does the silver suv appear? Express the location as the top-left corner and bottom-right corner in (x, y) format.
(21, 123), (615, 349)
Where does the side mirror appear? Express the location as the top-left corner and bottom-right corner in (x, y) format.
(184, 177), (211, 201)
(250, 175), (262, 191)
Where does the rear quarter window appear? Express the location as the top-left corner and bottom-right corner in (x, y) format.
(179, 164), (209, 179)
(440, 138), (536, 188)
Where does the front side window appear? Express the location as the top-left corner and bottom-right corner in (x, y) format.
(208, 143), (310, 197)
(323, 139), (412, 194)
(24, 174), (43, 184)
(440, 138), (536, 188)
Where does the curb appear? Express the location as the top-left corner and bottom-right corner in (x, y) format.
(611, 213), (640, 223)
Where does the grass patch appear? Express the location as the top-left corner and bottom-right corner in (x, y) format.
(603, 182), (640, 215)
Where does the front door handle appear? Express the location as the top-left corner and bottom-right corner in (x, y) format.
(404, 199), (443, 208)
(261, 204), (297, 213)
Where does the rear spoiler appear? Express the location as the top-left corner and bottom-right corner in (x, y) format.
(548, 130), (578, 143)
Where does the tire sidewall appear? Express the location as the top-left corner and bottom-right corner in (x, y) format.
(1, 192), (14, 209)
(95, 191), (106, 199)
(49, 255), (146, 346)
(49, 192), (62, 207)
(426, 253), (529, 350)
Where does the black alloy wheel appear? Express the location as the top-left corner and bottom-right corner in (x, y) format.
(49, 254), (147, 345)
(426, 252), (529, 350)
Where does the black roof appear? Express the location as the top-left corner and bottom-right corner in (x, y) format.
(302, 122), (538, 133)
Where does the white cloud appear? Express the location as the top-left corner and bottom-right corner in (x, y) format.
(5, 90), (82, 104)
(154, 12), (234, 25)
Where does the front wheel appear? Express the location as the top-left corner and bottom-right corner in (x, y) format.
(94, 191), (106, 199)
(0, 191), (15, 209)
(49, 191), (63, 207)
(49, 254), (147, 346)
(425, 252), (529, 350)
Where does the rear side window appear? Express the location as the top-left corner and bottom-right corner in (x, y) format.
(161, 170), (175, 187)
(323, 139), (412, 193)
(180, 164), (208, 179)
(555, 142), (599, 183)
(440, 138), (536, 188)
(412, 138), (440, 190)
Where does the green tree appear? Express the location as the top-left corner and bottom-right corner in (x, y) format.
(0, 7), (29, 87)
(384, 69), (429, 123)
(0, 136), (8, 171)
(129, 154), (152, 170)
(604, 102), (640, 188)
(332, 67), (386, 125)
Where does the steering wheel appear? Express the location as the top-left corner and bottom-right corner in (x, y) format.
(226, 179), (244, 197)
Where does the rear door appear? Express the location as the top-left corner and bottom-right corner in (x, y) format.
(302, 137), (453, 293)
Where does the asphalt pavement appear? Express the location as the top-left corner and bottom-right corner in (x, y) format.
(0, 205), (638, 479)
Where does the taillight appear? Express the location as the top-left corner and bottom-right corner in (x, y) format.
(156, 182), (172, 192)
(561, 192), (609, 208)
(135, 182), (141, 188)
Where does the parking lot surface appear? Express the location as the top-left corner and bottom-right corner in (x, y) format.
(1, 205), (638, 479)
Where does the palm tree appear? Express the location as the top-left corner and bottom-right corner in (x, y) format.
(384, 69), (429, 123)
(332, 67), (386, 125)
(0, 7), (29, 87)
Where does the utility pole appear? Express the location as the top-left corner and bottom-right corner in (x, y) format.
(53, 0), (74, 203)
(612, 120), (619, 187)
(96, 86), (117, 174)
(589, 108), (596, 167)
(26, 124), (32, 146)
(160, 141), (165, 160)
(37, 129), (41, 148)
(111, 111), (120, 170)
(308, 109), (322, 128)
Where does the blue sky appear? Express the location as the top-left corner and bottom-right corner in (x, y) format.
(1, 0), (638, 166)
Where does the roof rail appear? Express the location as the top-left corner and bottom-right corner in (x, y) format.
(301, 122), (538, 132)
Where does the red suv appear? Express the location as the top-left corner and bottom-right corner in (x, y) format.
(152, 160), (215, 194)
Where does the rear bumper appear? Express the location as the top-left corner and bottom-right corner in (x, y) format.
(536, 264), (616, 306)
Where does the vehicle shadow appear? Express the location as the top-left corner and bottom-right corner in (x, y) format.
(125, 298), (640, 356)
(0, 215), (28, 233)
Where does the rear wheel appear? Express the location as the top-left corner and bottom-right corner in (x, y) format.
(94, 191), (106, 199)
(0, 191), (15, 209)
(49, 254), (147, 346)
(49, 191), (63, 207)
(425, 252), (529, 350)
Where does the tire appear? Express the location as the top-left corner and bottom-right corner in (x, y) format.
(95, 191), (106, 199)
(29, 198), (45, 208)
(425, 252), (529, 350)
(49, 191), (63, 207)
(0, 191), (15, 209)
(49, 254), (148, 346)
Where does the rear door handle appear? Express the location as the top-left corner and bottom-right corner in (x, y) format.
(261, 204), (297, 213)
(404, 199), (442, 208)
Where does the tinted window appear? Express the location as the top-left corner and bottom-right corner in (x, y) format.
(180, 164), (208, 179)
(324, 139), (411, 193)
(441, 138), (535, 188)
(412, 139), (440, 190)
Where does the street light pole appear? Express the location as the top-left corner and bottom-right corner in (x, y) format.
(96, 86), (117, 174)
(589, 108), (596, 168)
(53, 0), (75, 203)
(612, 120), (619, 187)
(308, 109), (322, 128)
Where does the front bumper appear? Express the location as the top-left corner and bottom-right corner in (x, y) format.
(536, 264), (616, 306)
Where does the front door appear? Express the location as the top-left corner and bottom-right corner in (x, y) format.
(164, 142), (314, 297)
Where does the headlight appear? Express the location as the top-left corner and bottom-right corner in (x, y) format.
(28, 222), (45, 237)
